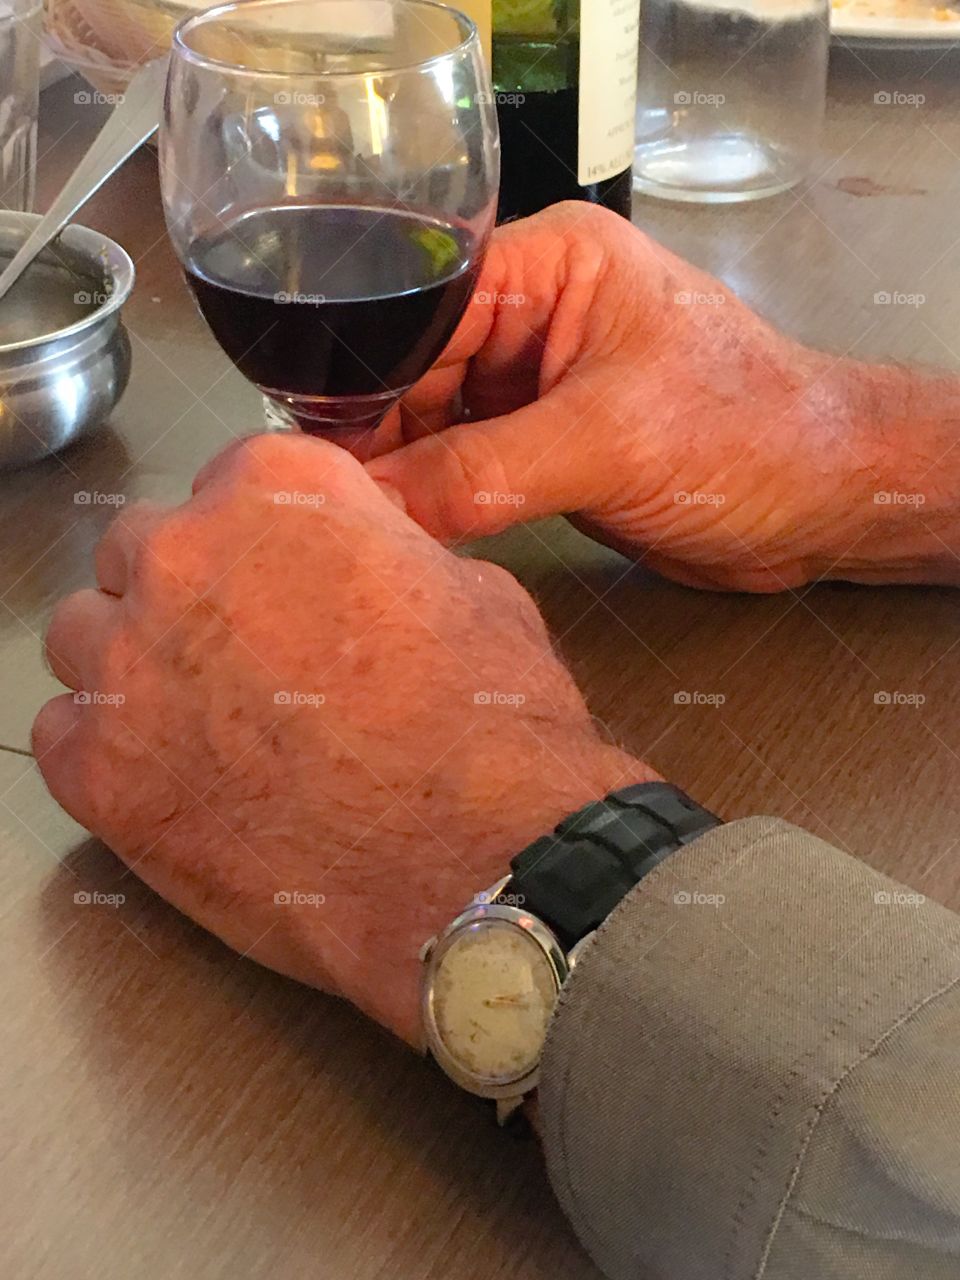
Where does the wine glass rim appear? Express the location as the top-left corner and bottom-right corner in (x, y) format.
(172, 0), (479, 80)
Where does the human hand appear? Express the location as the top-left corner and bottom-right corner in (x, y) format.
(33, 434), (654, 1044)
(367, 203), (892, 592)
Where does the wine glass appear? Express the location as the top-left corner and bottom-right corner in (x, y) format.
(160, 0), (498, 453)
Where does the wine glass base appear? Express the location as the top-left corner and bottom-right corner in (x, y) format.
(262, 388), (402, 458)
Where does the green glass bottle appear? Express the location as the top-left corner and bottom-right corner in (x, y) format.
(490, 0), (640, 223)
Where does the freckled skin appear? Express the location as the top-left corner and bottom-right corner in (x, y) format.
(34, 433), (655, 1045)
(33, 206), (960, 1052)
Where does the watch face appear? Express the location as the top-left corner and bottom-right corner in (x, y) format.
(427, 917), (561, 1088)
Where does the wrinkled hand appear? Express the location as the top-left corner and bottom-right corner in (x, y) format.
(34, 434), (652, 1043)
(369, 203), (878, 592)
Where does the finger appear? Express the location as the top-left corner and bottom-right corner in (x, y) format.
(365, 381), (609, 543)
(187, 430), (421, 527)
(32, 695), (102, 833)
(432, 203), (617, 374)
(398, 364), (468, 443)
(94, 501), (171, 596)
(45, 589), (121, 691)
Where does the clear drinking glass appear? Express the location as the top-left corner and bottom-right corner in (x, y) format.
(633, 0), (829, 204)
(0, 0), (40, 212)
(160, 0), (498, 453)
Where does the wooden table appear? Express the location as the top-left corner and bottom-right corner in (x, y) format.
(3, 48), (960, 1279)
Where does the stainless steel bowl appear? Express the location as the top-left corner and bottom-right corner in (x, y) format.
(0, 212), (134, 470)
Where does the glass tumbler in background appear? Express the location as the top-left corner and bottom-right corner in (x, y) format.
(0, 0), (39, 211)
(633, 0), (829, 204)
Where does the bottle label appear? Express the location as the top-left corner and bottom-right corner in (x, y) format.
(578, 0), (641, 186)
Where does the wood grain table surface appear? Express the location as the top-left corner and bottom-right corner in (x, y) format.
(3, 49), (960, 1280)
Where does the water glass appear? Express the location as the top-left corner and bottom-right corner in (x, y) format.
(633, 0), (829, 203)
(0, 0), (39, 212)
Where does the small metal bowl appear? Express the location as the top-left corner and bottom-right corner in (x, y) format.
(0, 212), (134, 470)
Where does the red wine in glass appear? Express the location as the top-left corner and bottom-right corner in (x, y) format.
(183, 203), (480, 444)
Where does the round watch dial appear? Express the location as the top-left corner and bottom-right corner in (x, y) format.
(430, 919), (560, 1084)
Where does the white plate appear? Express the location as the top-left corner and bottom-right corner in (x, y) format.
(831, 3), (960, 45)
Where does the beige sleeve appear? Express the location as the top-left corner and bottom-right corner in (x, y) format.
(538, 817), (960, 1279)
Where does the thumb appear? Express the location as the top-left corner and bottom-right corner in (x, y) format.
(365, 384), (606, 542)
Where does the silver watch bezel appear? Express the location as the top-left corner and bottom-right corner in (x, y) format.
(420, 885), (571, 1101)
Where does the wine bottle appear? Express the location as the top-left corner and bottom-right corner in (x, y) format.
(481, 0), (641, 223)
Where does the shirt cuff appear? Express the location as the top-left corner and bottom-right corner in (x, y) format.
(538, 816), (960, 1280)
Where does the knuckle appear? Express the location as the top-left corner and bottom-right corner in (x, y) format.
(469, 558), (550, 638)
(443, 431), (514, 534)
(233, 432), (298, 475)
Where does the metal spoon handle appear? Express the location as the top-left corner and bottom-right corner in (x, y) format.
(0, 55), (168, 303)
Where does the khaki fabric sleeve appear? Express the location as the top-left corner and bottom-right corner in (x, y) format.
(538, 817), (960, 1280)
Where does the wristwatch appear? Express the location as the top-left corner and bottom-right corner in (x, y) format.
(420, 781), (720, 1122)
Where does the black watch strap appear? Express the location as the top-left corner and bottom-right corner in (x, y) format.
(506, 782), (721, 950)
